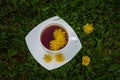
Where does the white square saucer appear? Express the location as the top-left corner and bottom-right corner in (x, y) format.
(25, 16), (82, 70)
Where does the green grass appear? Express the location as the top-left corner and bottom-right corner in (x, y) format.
(0, 0), (120, 80)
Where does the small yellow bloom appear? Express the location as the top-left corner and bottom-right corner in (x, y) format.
(43, 53), (52, 63)
(83, 23), (94, 34)
(53, 28), (66, 39)
(55, 53), (65, 62)
(50, 40), (61, 50)
(82, 56), (91, 66)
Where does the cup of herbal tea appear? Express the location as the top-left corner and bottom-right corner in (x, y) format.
(40, 23), (77, 53)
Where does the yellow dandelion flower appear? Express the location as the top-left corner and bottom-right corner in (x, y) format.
(50, 39), (66, 50)
(55, 53), (65, 62)
(43, 53), (52, 63)
(83, 23), (94, 34)
(53, 28), (66, 39)
(82, 55), (91, 66)
(50, 40), (61, 50)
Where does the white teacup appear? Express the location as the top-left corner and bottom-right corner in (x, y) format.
(40, 23), (77, 54)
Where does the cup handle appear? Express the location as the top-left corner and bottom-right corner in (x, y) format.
(69, 37), (78, 43)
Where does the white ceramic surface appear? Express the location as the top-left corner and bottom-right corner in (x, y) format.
(25, 16), (82, 70)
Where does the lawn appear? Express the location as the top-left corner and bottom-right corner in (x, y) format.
(0, 0), (120, 80)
